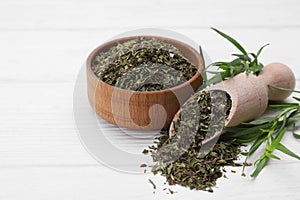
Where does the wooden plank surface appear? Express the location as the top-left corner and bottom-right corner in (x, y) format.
(0, 29), (299, 82)
(0, 0), (299, 199)
(0, 162), (299, 200)
(0, 0), (299, 29)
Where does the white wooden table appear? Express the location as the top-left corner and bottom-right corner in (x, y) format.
(0, 0), (299, 199)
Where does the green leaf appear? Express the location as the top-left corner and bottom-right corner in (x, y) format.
(285, 109), (299, 127)
(270, 127), (287, 151)
(241, 152), (248, 156)
(288, 109), (300, 118)
(242, 117), (275, 125)
(220, 70), (233, 79)
(228, 129), (267, 144)
(268, 103), (299, 108)
(265, 152), (281, 160)
(232, 54), (251, 61)
(249, 53), (256, 58)
(288, 116), (300, 125)
(256, 44), (269, 59)
(205, 70), (223, 74)
(293, 133), (300, 139)
(276, 143), (300, 160)
(201, 65), (208, 83)
(197, 73), (223, 91)
(210, 61), (230, 67)
(251, 157), (268, 177)
(293, 96), (300, 102)
(250, 63), (264, 75)
(247, 136), (266, 157)
(229, 58), (243, 66)
(226, 123), (271, 138)
(269, 85), (300, 94)
(211, 27), (248, 55)
(224, 127), (247, 133)
(199, 46), (205, 75)
(234, 130), (268, 143)
(236, 136), (262, 144)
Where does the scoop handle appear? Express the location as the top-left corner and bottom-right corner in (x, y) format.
(259, 63), (296, 101)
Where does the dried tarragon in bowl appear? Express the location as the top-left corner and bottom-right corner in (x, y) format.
(91, 37), (198, 91)
(146, 90), (242, 192)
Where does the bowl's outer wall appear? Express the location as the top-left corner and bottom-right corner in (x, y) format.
(86, 36), (204, 129)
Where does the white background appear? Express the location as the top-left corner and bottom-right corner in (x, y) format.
(0, 0), (300, 199)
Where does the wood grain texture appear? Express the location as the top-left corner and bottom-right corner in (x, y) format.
(86, 36), (203, 129)
(0, 0), (299, 30)
(215, 63), (295, 127)
(0, 29), (299, 84)
(0, 0), (299, 199)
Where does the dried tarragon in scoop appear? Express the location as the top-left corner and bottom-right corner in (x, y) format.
(147, 90), (242, 192)
(91, 37), (198, 91)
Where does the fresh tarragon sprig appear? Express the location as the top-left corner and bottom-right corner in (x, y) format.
(200, 28), (269, 89)
(204, 28), (300, 177)
(225, 95), (300, 177)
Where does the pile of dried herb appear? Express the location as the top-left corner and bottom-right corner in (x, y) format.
(91, 37), (198, 91)
(146, 90), (242, 192)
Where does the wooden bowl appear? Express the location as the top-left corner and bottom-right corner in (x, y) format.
(86, 36), (204, 130)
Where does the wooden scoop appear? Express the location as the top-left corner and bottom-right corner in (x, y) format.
(169, 63), (296, 144)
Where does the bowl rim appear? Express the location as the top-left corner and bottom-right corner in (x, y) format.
(86, 35), (204, 94)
